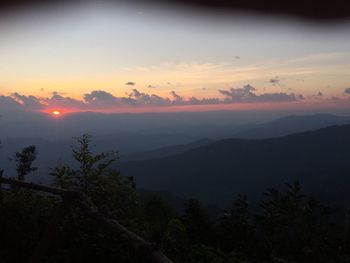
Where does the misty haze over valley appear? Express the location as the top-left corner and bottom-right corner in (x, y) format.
(1, 110), (350, 206)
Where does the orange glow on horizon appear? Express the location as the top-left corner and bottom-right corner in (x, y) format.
(52, 110), (61, 116)
(41, 108), (83, 116)
(36, 99), (350, 116)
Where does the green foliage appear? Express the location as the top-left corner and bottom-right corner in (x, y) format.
(183, 198), (213, 245)
(50, 134), (138, 221)
(162, 218), (189, 261)
(139, 193), (177, 242)
(216, 195), (256, 255)
(1, 139), (350, 263)
(50, 134), (118, 193)
(46, 135), (143, 262)
(15, 145), (37, 180)
(259, 181), (341, 263)
(0, 190), (57, 262)
(0, 168), (3, 202)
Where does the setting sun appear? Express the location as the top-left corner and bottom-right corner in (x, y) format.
(52, 110), (61, 116)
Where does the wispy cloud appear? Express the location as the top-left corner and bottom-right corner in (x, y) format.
(283, 52), (345, 65)
(269, 76), (280, 86)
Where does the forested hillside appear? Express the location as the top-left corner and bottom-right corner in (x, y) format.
(119, 124), (350, 204)
(1, 133), (350, 262)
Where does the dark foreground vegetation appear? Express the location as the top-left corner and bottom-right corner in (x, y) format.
(1, 135), (350, 263)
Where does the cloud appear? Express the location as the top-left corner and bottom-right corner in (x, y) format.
(52, 91), (67, 96)
(328, 96), (341, 102)
(187, 97), (221, 105)
(125, 81), (135, 86)
(0, 95), (23, 112)
(11, 93), (43, 110)
(308, 91), (324, 100)
(128, 89), (170, 106)
(218, 84), (302, 103)
(84, 90), (118, 105)
(0, 84), (309, 113)
(218, 84), (256, 102)
(47, 93), (85, 108)
(170, 91), (184, 103)
(344, 88), (350, 94)
(269, 76), (280, 86)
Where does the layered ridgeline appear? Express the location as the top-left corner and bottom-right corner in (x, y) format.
(1, 111), (350, 141)
(231, 113), (350, 139)
(119, 124), (350, 205)
(1, 113), (350, 195)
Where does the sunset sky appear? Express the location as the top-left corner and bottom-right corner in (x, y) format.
(1, 2), (350, 113)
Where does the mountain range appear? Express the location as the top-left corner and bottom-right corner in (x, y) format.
(119, 124), (350, 205)
(1, 113), (350, 204)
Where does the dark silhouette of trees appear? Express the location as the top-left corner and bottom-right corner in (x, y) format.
(1, 135), (172, 263)
(0, 136), (350, 262)
(258, 182), (342, 263)
(216, 195), (256, 256)
(50, 134), (137, 221)
(140, 194), (177, 243)
(15, 145), (37, 181)
(182, 198), (213, 245)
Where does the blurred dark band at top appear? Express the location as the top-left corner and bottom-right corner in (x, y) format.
(1, 0), (350, 21)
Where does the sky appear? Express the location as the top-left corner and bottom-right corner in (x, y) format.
(0, 2), (350, 114)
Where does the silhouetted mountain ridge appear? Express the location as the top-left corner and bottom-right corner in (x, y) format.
(119, 124), (350, 205)
(122, 139), (214, 161)
(232, 113), (350, 139)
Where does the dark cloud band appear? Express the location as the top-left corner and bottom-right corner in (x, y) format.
(0, 84), (305, 112)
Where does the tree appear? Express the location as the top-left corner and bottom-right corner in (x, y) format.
(15, 145), (37, 181)
(51, 134), (117, 193)
(259, 181), (337, 263)
(182, 199), (213, 245)
(139, 193), (177, 242)
(1, 144), (54, 262)
(50, 134), (138, 221)
(162, 218), (189, 262)
(0, 165), (3, 202)
(216, 195), (256, 257)
(0, 140), (3, 201)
